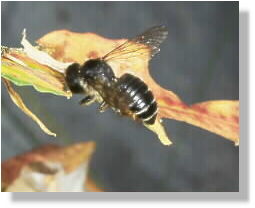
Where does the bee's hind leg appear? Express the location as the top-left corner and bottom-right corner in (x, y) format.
(98, 101), (109, 113)
(79, 95), (95, 106)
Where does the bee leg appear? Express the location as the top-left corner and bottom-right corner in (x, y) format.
(98, 101), (109, 113)
(79, 95), (95, 106)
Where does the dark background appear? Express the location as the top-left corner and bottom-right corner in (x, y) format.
(1, 1), (239, 191)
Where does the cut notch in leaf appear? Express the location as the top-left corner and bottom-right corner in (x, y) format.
(37, 30), (239, 145)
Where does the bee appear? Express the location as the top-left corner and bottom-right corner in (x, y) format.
(64, 26), (171, 145)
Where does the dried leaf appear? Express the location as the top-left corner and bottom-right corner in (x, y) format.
(37, 30), (239, 145)
(159, 100), (239, 145)
(1, 142), (101, 192)
(3, 78), (56, 137)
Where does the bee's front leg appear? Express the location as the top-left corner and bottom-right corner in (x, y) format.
(79, 95), (95, 106)
(98, 101), (109, 113)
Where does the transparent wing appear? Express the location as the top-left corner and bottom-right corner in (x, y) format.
(102, 25), (168, 62)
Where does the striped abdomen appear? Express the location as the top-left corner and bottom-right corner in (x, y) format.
(114, 73), (158, 125)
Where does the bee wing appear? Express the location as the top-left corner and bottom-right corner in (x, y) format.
(102, 25), (168, 62)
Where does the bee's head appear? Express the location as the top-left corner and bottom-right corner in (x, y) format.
(65, 63), (88, 94)
(80, 59), (115, 87)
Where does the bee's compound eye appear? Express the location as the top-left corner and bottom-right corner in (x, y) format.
(65, 63), (85, 94)
(65, 63), (80, 76)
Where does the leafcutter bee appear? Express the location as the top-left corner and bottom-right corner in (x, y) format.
(64, 26), (171, 145)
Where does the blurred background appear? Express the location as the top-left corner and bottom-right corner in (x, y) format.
(1, 1), (239, 191)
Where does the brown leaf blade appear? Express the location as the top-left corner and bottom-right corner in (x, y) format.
(37, 30), (239, 145)
(3, 78), (56, 137)
(1, 142), (101, 192)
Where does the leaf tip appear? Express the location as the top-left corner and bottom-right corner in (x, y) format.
(50, 133), (57, 137)
(162, 138), (173, 146)
(22, 28), (27, 39)
(144, 118), (173, 146)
